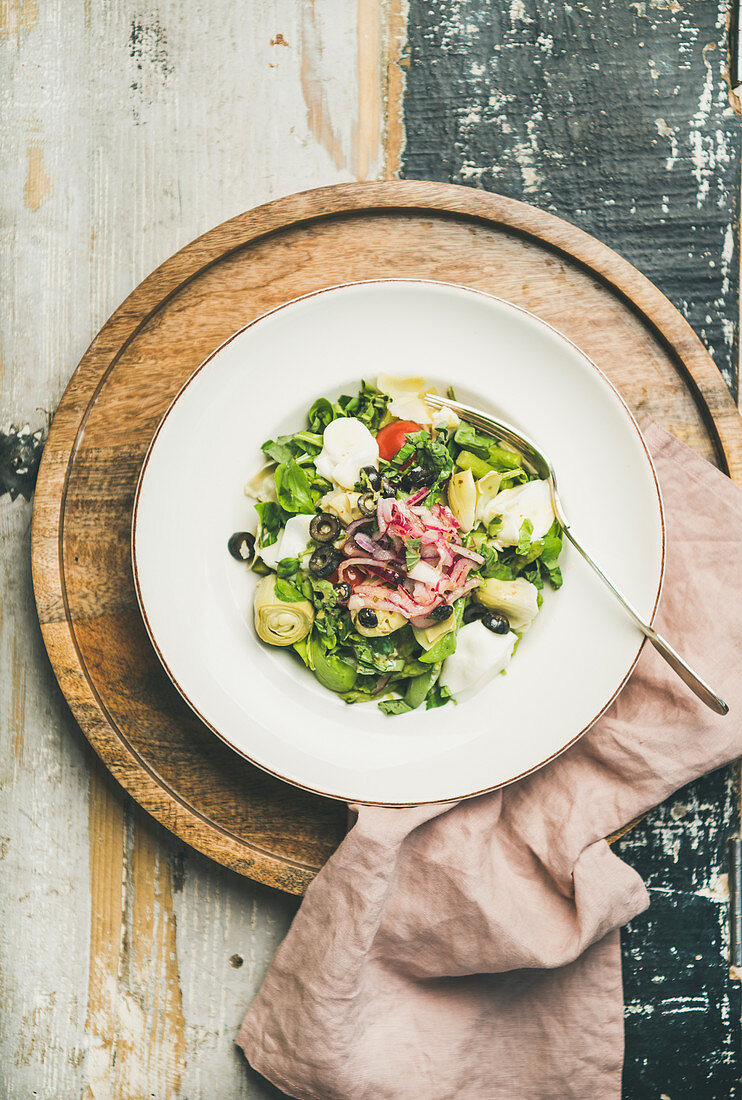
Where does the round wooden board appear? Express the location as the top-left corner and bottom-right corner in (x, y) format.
(31, 181), (742, 895)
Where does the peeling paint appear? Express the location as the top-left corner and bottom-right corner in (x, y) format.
(23, 143), (51, 211)
(0, 424), (45, 500)
(0, 0), (37, 39)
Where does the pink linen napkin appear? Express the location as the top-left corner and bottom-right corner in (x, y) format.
(238, 420), (742, 1100)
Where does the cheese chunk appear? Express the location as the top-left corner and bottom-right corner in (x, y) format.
(439, 622), (517, 696)
(480, 479), (554, 546)
(315, 417), (379, 490)
(258, 513), (313, 571)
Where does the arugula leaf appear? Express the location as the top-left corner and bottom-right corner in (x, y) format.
(333, 381), (390, 431)
(378, 698), (414, 717)
(386, 429), (455, 503)
(535, 521), (563, 589)
(274, 576), (307, 603)
(275, 460), (317, 514)
(517, 518), (534, 555)
(425, 683), (455, 710)
(255, 501), (289, 547)
(405, 538), (421, 572)
(307, 397), (335, 433)
(262, 430), (323, 465)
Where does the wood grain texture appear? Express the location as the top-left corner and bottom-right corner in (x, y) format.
(1, 1), (390, 1095)
(31, 181), (742, 903)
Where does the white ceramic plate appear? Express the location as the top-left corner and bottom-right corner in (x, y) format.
(133, 280), (664, 805)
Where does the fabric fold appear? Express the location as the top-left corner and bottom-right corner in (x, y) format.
(238, 421), (742, 1100)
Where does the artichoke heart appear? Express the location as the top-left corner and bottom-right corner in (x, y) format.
(254, 574), (314, 647)
(474, 577), (539, 632)
(475, 470), (502, 523)
(447, 469), (477, 531)
(354, 608), (407, 638)
(321, 488), (363, 525)
(244, 462), (278, 503)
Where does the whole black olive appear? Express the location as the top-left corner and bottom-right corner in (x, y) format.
(361, 465), (381, 491)
(380, 476), (396, 498)
(357, 607), (379, 629)
(310, 512), (341, 544)
(334, 581), (351, 604)
(309, 545), (341, 579)
(358, 492), (377, 517)
(463, 603), (486, 625)
(481, 612), (510, 635)
(403, 464), (431, 489)
(430, 603), (453, 621)
(227, 531), (255, 562)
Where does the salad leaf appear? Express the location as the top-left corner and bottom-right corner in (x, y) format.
(403, 664), (440, 709)
(255, 501), (289, 547)
(534, 521), (563, 589)
(405, 538), (421, 572)
(333, 381), (390, 431)
(262, 430), (323, 465)
(453, 424), (527, 480)
(419, 599), (465, 664)
(276, 557), (299, 577)
(378, 698), (414, 717)
(517, 518), (534, 555)
(425, 683), (455, 710)
(386, 429), (455, 503)
(307, 397), (335, 433)
(274, 576), (308, 603)
(307, 632), (357, 693)
(275, 460), (317, 514)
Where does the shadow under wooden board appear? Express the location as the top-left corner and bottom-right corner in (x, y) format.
(31, 181), (742, 895)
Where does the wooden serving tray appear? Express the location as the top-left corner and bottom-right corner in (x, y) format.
(31, 182), (742, 895)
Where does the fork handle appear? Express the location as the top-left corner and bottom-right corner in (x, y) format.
(562, 526), (728, 716)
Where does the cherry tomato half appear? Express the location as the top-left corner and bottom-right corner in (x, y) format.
(375, 420), (423, 461)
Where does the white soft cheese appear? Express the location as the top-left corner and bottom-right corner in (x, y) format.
(258, 513), (313, 571)
(315, 417), (379, 490)
(480, 479), (554, 546)
(439, 622), (517, 696)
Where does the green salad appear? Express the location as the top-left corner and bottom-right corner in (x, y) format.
(227, 376), (563, 715)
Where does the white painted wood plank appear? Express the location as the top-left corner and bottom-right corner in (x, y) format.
(0, 0), (387, 1095)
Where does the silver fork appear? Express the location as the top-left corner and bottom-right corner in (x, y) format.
(425, 393), (728, 716)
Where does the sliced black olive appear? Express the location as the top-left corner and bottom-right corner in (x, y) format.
(310, 512), (341, 543)
(481, 612), (510, 634)
(463, 603), (486, 625)
(361, 465), (381, 491)
(228, 531), (255, 562)
(309, 545), (341, 579)
(357, 607), (379, 629)
(334, 581), (351, 604)
(380, 476), (396, 498)
(430, 603), (453, 621)
(403, 464), (431, 489)
(358, 492), (377, 517)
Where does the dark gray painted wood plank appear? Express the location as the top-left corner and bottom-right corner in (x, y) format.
(402, 0), (740, 395)
(400, 2), (741, 1096)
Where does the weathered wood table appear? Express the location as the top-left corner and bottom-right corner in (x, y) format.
(2, 3), (740, 1097)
